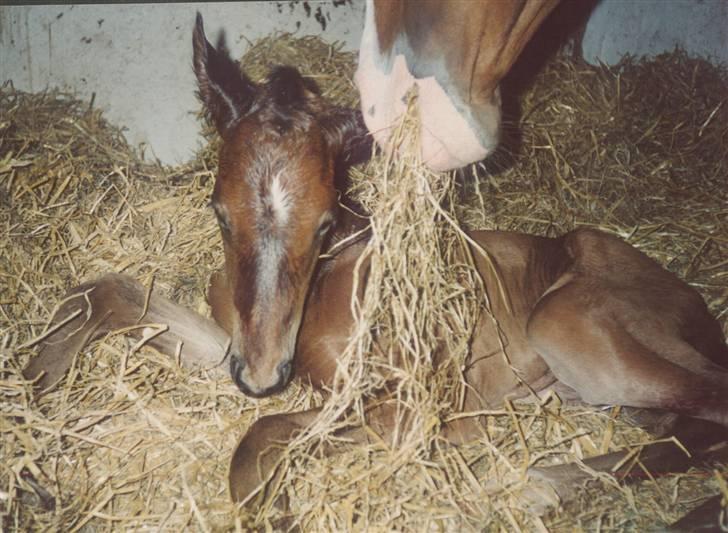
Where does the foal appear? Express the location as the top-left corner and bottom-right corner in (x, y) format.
(25, 15), (728, 525)
(192, 15), (372, 398)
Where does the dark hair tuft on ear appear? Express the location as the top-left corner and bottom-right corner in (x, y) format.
(266, 66), (319, 110)
(192, 13), (258, 134)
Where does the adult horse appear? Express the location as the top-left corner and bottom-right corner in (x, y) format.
(355, 0), (561, 171)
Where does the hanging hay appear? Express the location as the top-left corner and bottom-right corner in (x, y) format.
(2, 29), (727, 531)
(244, 95), (489, 530)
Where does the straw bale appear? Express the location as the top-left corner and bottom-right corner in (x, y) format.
(1, 33), (727, 532)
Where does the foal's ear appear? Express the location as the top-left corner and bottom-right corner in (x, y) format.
(322, 107), (373, 168)
(192, 13), (257, 135)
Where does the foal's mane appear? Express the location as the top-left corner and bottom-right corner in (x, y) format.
(255, 66), (329, 135)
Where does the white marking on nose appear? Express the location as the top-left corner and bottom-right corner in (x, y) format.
(257, 236), (284, 298)
(255, 172), (290, 299)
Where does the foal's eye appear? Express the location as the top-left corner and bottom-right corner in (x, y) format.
(316, 219), (333, 239)
(211, 205), (231, 236)
(217, 216), (232, 236)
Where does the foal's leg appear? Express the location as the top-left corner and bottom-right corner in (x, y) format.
(24, 274), (230, 391)
(228, 408), (323, 503)
(523, 416), (728, 513)
(228, 400), (402, 503)
(666, 493), (727, 531)
(521, 279), (728, 513)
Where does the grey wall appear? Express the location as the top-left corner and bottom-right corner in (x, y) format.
(582, 0), (728, 65)
(1, 1), (726, 166)
(0, 2), (364, 165)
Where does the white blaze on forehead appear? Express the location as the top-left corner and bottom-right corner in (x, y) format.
(269, 170), (291, 227)
(256, 237), (285, 301)
(253, 170), (292, 306)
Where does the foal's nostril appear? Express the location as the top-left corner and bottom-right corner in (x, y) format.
(230, 356), (246, 392)
(277, 359), (293, 383)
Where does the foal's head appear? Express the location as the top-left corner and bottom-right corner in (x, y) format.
(193, 15), (369, 397)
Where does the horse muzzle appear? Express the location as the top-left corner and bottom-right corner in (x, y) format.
(229, 354), (293, 398)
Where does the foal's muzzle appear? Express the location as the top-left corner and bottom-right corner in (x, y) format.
(229, 355), (293, 398)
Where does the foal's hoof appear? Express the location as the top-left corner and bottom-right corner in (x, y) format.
(516, 474), (563, 516)
(666, 494), (726, 532)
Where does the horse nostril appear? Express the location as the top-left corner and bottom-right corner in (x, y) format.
(277, 359), (292, 383)
(229, 355), (291, 397)
(230, 356), (246, 391)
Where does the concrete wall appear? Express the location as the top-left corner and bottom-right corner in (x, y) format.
(582, 0), (728, 65)
(2, 1), (726, 166)
(0, 2), (364, 165)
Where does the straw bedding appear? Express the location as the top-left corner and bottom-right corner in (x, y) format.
(2, 34), (727, 531)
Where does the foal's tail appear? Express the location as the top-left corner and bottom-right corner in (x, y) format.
(23, 274), (230, 393)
